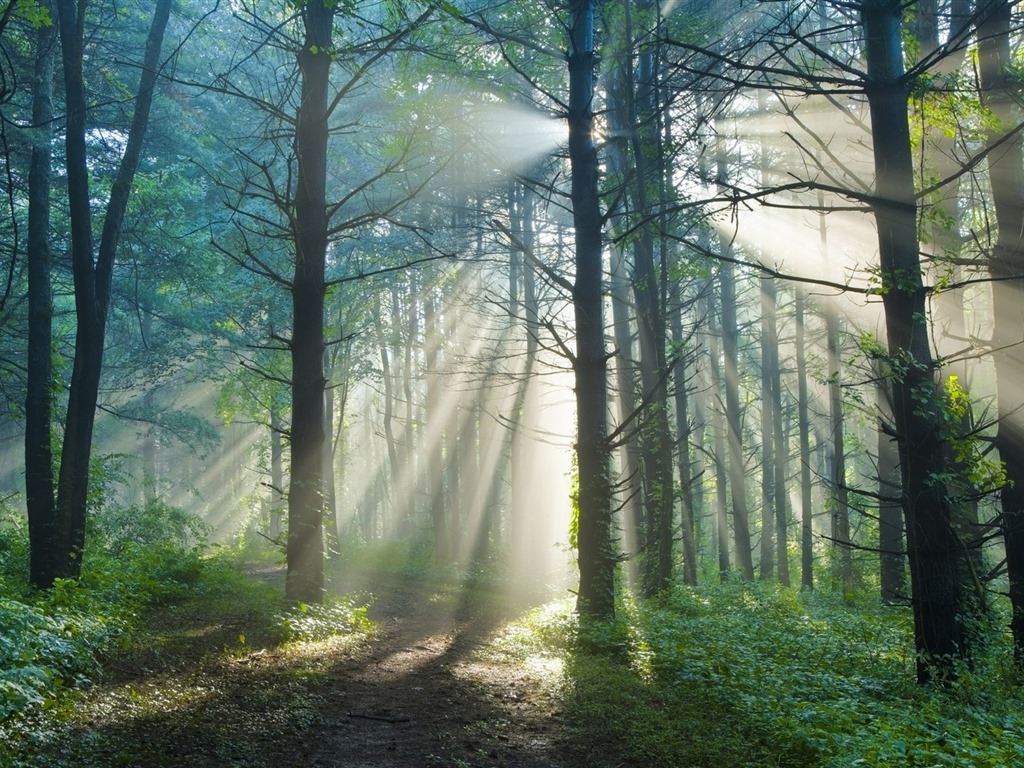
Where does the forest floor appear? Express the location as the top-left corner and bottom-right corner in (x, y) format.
(32, 563), (571, 768)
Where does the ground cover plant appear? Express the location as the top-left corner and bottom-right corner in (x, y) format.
(488, 582), (1024, 767)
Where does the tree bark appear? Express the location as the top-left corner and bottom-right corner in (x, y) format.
(286, 0), (334, 604)
(977, 0), (1024, 668)
(568, 0), (615, 619)
(862, 0), (967, 683)
(876, 373), (905, 602)
(50, 0), (172, 583)
(26, 0), (56, 587)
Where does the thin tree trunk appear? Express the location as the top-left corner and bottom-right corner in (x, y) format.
(628, 3), (674, 595)
(719, 256), (754, 580)
(508, 181), (541, 574)
(795, 291), (814, 590)
(373, 293), (400, 491)
(708, 303), (731, 581)
(26, 2), (56, 588)
(671, 296), (698, 585)
(323, 352), (338, 556)
(759, 279), (777, 579)
(825, 303), (852, 596)
(269, 407), (284, 541)
(424, 291), (446, 563)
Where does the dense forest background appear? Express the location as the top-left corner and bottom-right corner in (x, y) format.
(2, 0), (1024, 764)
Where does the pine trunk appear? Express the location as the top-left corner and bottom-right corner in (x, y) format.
(568, 0), (615, 619)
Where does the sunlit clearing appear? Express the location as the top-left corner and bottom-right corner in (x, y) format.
(484, 599), (574, 686)
(87, 679), (217, 728)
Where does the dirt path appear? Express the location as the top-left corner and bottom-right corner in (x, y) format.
(35, 568), (569, 768)
(307, 585), (566, 768)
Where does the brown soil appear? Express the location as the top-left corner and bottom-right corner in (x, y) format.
(37, 567), (569, 768)
(306, 582), (566, 768)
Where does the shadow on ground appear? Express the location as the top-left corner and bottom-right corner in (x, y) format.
(26, 566), (567, 768)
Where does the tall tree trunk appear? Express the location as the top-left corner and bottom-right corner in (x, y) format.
(50, 0), (172, 584)
(609, 234), (644, 585)
(719, 257), (755, 580)
(708, 301), (731, 581)
(759, 279), (776, 579)
(269, 406), (284, 541)
(26, 1), (56, 587)
(323, 350), (338, 556)
(795, 291), (814, 590)
(978, 0), (1024, 668)
(862, 0), (967, 682)
(286, 0), (334, 604)
(508, 181), (541, 574)
(671, 295), (698, 586)
(568, 0), (615, 619)
(628, 1), (674, 596)
(373, 294), (400, 488)
(424, 291), (447, 563)
(825, 303), (853, 596)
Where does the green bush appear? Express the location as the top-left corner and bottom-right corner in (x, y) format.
(0, 497), (214, 762)
(88, 497), (210, 555)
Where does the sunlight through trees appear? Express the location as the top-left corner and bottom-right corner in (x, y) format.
(0, 0), (1023, 698)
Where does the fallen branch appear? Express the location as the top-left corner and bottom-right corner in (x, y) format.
(347, 711), (411, 724)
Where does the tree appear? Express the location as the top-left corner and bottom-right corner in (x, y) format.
(978, 0), (1024, 667)
(24, 0), (55, 587)
(36, 0), (173, 585)
(568, 0), (615, 619)
(284, 0), (334, 604)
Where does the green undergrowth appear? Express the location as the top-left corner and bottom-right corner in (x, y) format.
(490, 582), (1024, 768)
(0, 505), (375, 768)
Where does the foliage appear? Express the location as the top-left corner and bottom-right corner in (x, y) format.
(942, 374), (1007, 492)
(0, 500), (211, 763)
(279, 595), (374, 643)
(492, 583), (1024, 767)
(88, 498), (210, 555)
